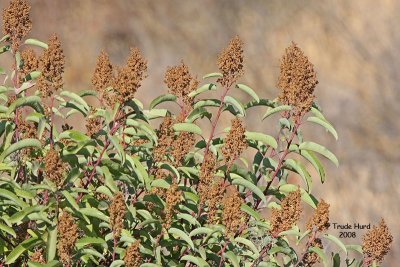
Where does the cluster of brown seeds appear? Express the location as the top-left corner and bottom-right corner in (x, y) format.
(306, 199), (330, 232)
(362, 219), (393, 264)
(15, 220), (29, 243)
(277, 42), (318, 115)
(124, 240), (142, 267)
(2, 0), (32, 51)
(221, 117), (247, 169)
(37, 34), (65, 98)
(19, 48), (38, 83)
(44, 149), (67, 188)
(18, 114), (37, 139)
(164, 61), (197, 111)
(221, 185), (247, 235)
(30, 248), (46, 264)
(217, 35), (244, 88)
(113, 48), (148, 104)
(164, 183), (182, 228)
(171, 131), (195, 166)
(270, 189), (302, 235)
(303, 238), (323, 266)
(109, 192), (126, 238)
(92, 51), (114, 107)
(204, 177), (225, 224)
(85, 107), (102, 138)
(57, 212), (78, 265)
(153, 116), (175, 163)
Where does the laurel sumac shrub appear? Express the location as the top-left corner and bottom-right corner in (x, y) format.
(0, 1), (393, 266)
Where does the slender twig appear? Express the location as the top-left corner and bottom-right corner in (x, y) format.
(294, 230), (317, 267)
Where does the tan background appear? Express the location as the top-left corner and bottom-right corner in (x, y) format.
(1, 0), (399, 265)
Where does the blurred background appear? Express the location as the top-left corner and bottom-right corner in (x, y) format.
(1, 0), (399, 265)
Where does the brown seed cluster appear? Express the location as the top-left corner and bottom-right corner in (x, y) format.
(270, 189), (302, 235)
(164, 61), (197, 109)
(2, 0), (32, 51)
(19, 48), (38, 83)
(362, 219), (393, 264)
(204, 177), (225, 224)
(221, 118), (247, 169)
(221, 186), (247, 235)
(164, 183), (182, 228)
(109, 192), (126, 238)
(153, 115), (174, 163)
(37, 34), (65, 97)
(30, 248), (46, 264)
(15, 221), (29, 243)
(18, 114), (37, 139)
(171, 131), (195, 166)
(44, 149), (67, 188)
(85, 108), (102, 137)
(217, 35), (244, 87)
(57, 212), (78, 265)
(124, 240), (142, 267)
(113, 48), (147, 104)
(303, 238), (323, 266)
(92, 51), (114, 107)
(277, 42), (318, 115)
(307, 199), (330, 232)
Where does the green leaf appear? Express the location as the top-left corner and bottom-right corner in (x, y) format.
(46, 227), (57, 261)
(307, 116), (338, 140)
(240, 203), (260, 220)
(173, 122), (202, 135)
(7, 95), (42, 114)
(110, 135), (125, 164)
(149, 94), (177, 109)
(232, 177), (266, 204)
(283, 159), (312, 192)
(181, 255), (210, 267)
(322, 234), (347, 254)
(245, 131), (277, 149)
(308, 247), (328, 267)
(236, 84), (260, 102)
(80, 208), (109, 222)
(0, 223), (16, 238)
(189, 227), (213, 237)
(299, 141), (339, 167)
(193, 99), (221, 109)
(0, 138), (41, 161)
(235, 237), (259, 258)
(109, 260), (125, 267)
(224, 95), (245, 117)
(60, 91), (90, 113)
(300, 150), (326, 183)
(151, 179), (170, 189)
(186, 107), (212, 122)
(143, 109), (168, 119)
(168, 228), (194, 250)
(76, 237), (105, 249)
(61, 190), (80, 210)
(279, 184), (317, 208)
(0, 45), (10, 54)
(0, 188), (28, 208)
(202, 72), (223, 79)
(345, 245), (363, 255)
(188, 83), (217, 98)
(225, 251), (240, 267)
(262, 105), (291, 120)
(5, 237), (41, 264)
(24, 38), (48, 49)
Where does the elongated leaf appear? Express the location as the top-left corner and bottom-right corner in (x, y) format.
(46, 227), (57, 261)
(193, 99), (221, 109)
(262, 105), (291, 120)
(224, 95), (245, 117)
(307, 116), (338, 140)
(0, 223), (16, 238)
(236, 84), (259, 102)
(151, 179), (170, 189)
(299, 141), (339, 167)
(225, 251), (240, 267)
(25, 38), (48, 49)
(188, 83), (217, 98)
(279, 184), (317, 208)
(181, 255), (210, 267)
(5, 237), (41, 264)
(80, 208), (109, 222)
(202, 72), (223, 79)
(7, 96), (42, 114)
(168, 228), (194, 250)
(232, 177), (266, 204)
(283, 159), (312, 192)
(0, 138), (41, 161)
(322, 234), (347, 254)
(149, 94), (177, 109)
(109, 260), (124, 267)
(76, 237), (105, 249)
(62, 191), (80, 210)
(187, 107), (212, 122)
(300, 150), (326, 183)
(235, 237), (259, 258)
(189, 227), (213, 237)
(110, 135), (125, 164)
(308, 247), (328, 267)
(173, 122), (202, 135)
(240, 203), (260, 220)
(0, 188), (28, 208)
(245, 131), (277, 149)
(60, 91), (90, 112)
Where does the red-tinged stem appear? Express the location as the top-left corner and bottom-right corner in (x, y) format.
(49, 96), (55, 149)
(294, 230), (317, 267)
(249, 241), (274, 267)
(218, 241), (229, 267)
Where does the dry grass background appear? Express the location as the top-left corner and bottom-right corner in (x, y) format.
(1, 0), (399, 265)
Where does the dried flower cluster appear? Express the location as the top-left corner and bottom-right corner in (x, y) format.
(19, 48), (38, 83)
(164, 183), (182, 228)
(303, 238), (323, 266)
(221, 118), (247, 169)
(362, 219), (393, 263)
(270, 189), (302, 234)
(92, 51), (114, 107)
(37, 34), (65, 97)
(306, 199), (330, 232)
(113, 48), (148, 104)
(2, 0), (32, 51)
(44, 149), (67, 188)
(124, 240), (142, 267)
(15, 221), (29, 243)
(221, 186), (247, 235)
(153, 115), (174, 163)
(204, 177), (225, 224)
(217, 35), (244, 87)
(85, 107), (102, 137)
(30, 248), (46, 264)
(171, 131), (195, 166)
(277, 42), (318, 115)
(164, 61), (197, 110)
(18, 114), (37, 139)
(57, 212), (78, 265)
(109, 192), (126, 238)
